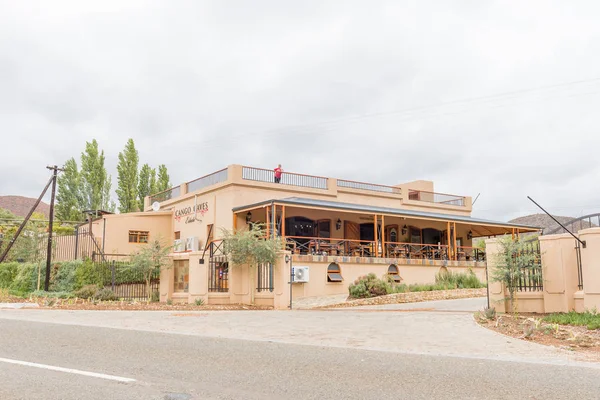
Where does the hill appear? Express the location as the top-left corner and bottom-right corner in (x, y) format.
(509, 213), (597, 235)
(0, 196), (50, 219)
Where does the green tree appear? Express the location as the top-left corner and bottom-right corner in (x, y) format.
(149, 168), (157, 195)
(80, 139), (114, 211)
(56, 158), (83, 222)
(129, 239), (172, 300)
(137, 163), (152, 210)
(491, 236), (540, 315)
(221, 224), (282, 303)
(156, 164), (171, 192)
(116, 138), (140, 213)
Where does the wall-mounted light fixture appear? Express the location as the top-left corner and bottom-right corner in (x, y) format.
(401, 225), (408, 236)
(246, 211), (252, 224)
(467, 230), (473, 240)
(336, 219), (342, 230)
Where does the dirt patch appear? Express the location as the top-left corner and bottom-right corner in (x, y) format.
(475, 312), (600, 361)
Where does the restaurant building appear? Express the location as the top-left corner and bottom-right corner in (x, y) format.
(89, 164), (538, 308)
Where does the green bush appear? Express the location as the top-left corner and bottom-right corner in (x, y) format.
(95, 288), (118, 301)
(74, 284), (99, 299)
(30, 290), (74, 299)
(0, 262), (19, 288)
(543, 311), (600, 330)
(10, 263), (41, 293)
(348, 273), (395, 298)
(194, 298), (205, 306)
(150, 291), (160, 303)
(51, 260), (82, 293)
(434, 269), (484, 289)
(74, 259), (102, 289)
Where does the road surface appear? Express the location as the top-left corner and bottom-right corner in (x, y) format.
(0, 299), (598, 399)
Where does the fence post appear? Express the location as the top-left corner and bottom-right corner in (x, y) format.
(74, 227), (79, 260)
(111, 260), (116, 292)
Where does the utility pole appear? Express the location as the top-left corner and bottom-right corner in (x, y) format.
(44, 165), (63, 291)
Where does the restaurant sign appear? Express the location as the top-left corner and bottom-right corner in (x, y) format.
(174, 202), (209, 224)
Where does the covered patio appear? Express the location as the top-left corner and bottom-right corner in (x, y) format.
(232, 197), (539, 263)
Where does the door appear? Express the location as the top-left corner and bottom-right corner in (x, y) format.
(344, 221), (360, 254)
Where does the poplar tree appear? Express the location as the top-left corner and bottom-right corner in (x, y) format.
(138, 163), (152, 211)
(116, 138), (140, 213)
(56, 158), (83, 221)
(156, 164), (171, 192)
(80, 139), (114, 211)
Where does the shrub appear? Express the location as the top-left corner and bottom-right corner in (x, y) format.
(348, 273), (394, 298)
(95, 288), (118, 301)
(150, 291), (160, 303)
(74, 259), (102, 290)
(51, 261), (82, 293)
(74, 284), (99, 299)
(30, 290), (74, 299)
(194, 298), (205, 306)
(10, 263), (41, 293)
(543, 311), (600, 330)
(0, 262), (19, 288)
(435, 269), (484, 289)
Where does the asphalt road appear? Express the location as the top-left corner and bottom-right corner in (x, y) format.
(0, 318), (599, 400)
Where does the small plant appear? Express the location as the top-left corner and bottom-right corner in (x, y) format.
(94, 288), (118, 301)
(30, 290), (74, 299)
(150, 291), (160, 303)
(166, 298), (173, 305)
(74, 284), (99, 299)
(194, 298), (205, 306)
(483, 306), (496, 320)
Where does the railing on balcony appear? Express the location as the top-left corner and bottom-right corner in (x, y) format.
(456, 246), (486, 262)
(385, 242), (450, 260)
(242, 166), (328, 190)
(187, 168), (228, 193)
(337, 179), (401, 195)
(149, 186), (181, 204)
(408, 190), (465, 207)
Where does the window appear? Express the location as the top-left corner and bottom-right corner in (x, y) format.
(173, 260), (189, 293)
(390, 228), (397, 243)
(327, 263), (343, 282)
(409, 227), (422, 244)
(387, 264), (402, 283)
(174, 231), (181, 240)
(129, 230), (149, 243)
(316, 219), (331, 238)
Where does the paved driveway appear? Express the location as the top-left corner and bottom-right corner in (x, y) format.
(0, 298), (594, 369)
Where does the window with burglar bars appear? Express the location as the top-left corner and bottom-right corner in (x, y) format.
(257, 263), (274, 292)
(209, 256), (229, 292)
(129, 230), (149, 243)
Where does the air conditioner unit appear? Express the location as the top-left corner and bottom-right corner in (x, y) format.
(173, 239), (185, 252)
(292, 266), (309, 283)
(185, 237), (199, 252)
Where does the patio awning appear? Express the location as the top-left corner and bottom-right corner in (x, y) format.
(232, 197), (540, 236)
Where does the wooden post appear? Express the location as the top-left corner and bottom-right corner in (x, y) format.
(381, 215), (385, 258)
(233, 212), (237, 231)
(374, 214), (378, 257)
(266, 206), (270, 238)
(282, 206), (286, 246)
(452, 222), (457, 261)
(447, 221), (451, 260)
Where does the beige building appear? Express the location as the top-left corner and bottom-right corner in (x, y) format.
(90, 164), (538, 308)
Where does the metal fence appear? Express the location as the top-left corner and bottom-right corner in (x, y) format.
(408, 190), (465, 207)
(337, 179), (401, 194)
(187, 168), (228, 193)
(94, 258), (160, 300)
(208, 255), (229, 292)
(242, 166), (328, 190)
(517, 242), (543, 292)
(257, 263), (274, 292)
(149, 185), (182, 204)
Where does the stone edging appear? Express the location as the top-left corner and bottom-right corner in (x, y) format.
(317, 288), (487, 308)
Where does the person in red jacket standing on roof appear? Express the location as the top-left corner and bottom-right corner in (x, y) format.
(274, 164), (283, 183)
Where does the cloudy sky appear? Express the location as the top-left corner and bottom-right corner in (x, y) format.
(1, 0), (600, 221)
